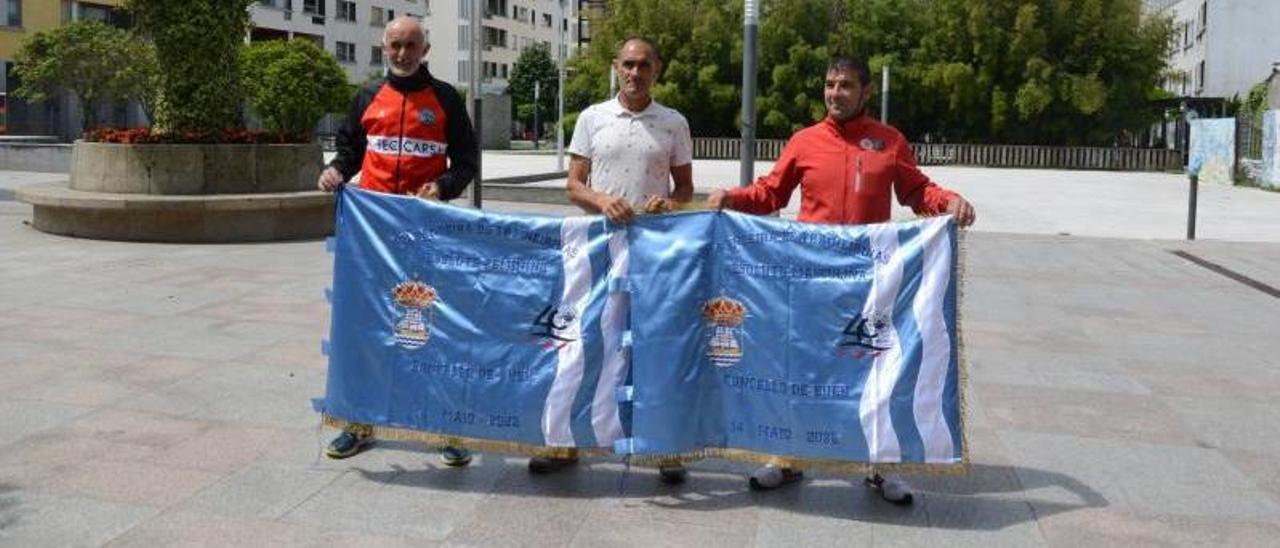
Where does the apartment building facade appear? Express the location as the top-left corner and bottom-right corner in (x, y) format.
(1147, 0), (1280, 99)
(0, 0), (133, 137)
(251, 0), (580, 93)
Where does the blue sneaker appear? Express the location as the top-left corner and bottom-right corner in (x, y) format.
(440, 446), (472, 467)
(325, 425), (374, 459)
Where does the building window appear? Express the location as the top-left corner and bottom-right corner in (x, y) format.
(486, 0), (508, 18)
(1195, 60), (1205, 94)
(500, 63), (507, 79)
(371, 6), (385, 26)
(1197, 2), (1207, 38)
(336, 41), (356, 63)
(370, 46), (383, 66)
(458, 24), (470, 49)
(542, 13), (551, 27)
(483, 26), (507, 49)
(5, 0), (21, 27)
(337, 1), (357, 22)
(303, 0), (323, 15)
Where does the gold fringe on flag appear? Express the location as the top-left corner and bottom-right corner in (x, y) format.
(322, 414), (968, 475)
(321, 414), (612, 459)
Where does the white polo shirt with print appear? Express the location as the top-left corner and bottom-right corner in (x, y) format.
(567, 96), (693, 206)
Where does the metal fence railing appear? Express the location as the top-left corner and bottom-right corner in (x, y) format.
(692, 138), (1185, 172)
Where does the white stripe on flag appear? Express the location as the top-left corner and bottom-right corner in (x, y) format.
(543, 218), (592, 447)
(858, 223), (904, 462)
(591, 228), (629, 446)
(912, 218), (956, 462)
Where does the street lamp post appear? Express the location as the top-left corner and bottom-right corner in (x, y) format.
(556, 0), (567, 171)
(880, 64), (889, 123)
(469, 0), (483, 208)
(533, 80), (540, 150)
(740, 0), (758, 187)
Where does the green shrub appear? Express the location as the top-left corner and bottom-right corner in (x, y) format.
(127, 0), (254, 133)
(11, 20), (156, 131)
(241, 39), (352, 139)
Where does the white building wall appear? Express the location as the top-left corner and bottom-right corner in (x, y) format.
(1204, 0), (1280, 99)
(1153, 0), (1280, 99)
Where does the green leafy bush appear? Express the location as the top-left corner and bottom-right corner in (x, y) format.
(241, 39), (353, 139)
(11, 20), (156, 130)
(127, 0), (254, 134)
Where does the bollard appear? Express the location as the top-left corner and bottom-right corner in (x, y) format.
(1186, 174), (1198, 240)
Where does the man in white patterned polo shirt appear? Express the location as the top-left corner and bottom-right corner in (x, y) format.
(565, 36), (694, 222)
(532, 36), (692, 483)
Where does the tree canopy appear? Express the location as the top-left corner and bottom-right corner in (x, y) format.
(126, 0), (256, 134)
(508, 43), (559, 138)
(566, 0), (1174, 145)
(241, 39), (352, 139)
(11, 20), (157, 130)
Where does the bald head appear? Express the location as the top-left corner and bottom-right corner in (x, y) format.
(383, 16), (429, 77)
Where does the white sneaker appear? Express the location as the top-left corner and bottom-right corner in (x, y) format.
(748, 465), (803, 490)
(866, 473), (914, 505)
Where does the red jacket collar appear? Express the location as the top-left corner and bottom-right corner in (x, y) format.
(824, 113), (876, 137)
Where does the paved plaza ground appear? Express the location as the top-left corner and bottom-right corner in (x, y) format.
(1, 154), (1279, 546)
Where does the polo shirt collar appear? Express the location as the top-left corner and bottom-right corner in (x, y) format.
(605, 95), (658, 117)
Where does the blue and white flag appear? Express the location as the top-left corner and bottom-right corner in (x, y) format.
(319, 187), (631, 454)
(623, 211), (964, 470)
(317, 187), (966, 470)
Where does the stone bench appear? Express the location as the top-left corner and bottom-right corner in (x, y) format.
(18, 182), (333, 243)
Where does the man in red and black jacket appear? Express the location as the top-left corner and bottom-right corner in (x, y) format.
(318, 17), (477, 201)
(318, 16), (477, 467)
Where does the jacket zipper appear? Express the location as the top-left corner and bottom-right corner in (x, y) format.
(394, 92), (407, 193)
(856, 155), (864, 194)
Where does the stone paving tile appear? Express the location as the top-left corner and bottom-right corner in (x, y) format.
(149, 423), (302, 474)
(1128, 367), (1280, 403)
(0, 399), (94, 448)
(1164, 396), (1280, 455)
(60, 408), (213, 450)
(279, 471), (490, 541)
(976, 383), (1197, 446)
(104, 509), (430, 548)
(32, 459), (227, 508)
(172, 462), (343, 521)
(569, 506), (753, 548)
(1000, 430), (1280, 522)
(754, 505), (873, 547)
(192, 298), (330, 329)
(1220, 449), (1280, 501)
(442, 487), (596, 547)
(81, 316), (308, 362)
(139, 365), (326, 429)
(1033, 507), (1280, 548)
(250, 338), (328, 372)
(0, 491), (160, 548)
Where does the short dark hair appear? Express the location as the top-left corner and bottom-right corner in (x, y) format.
(617, 35), (662, 63)
(828, 55), (871, 86)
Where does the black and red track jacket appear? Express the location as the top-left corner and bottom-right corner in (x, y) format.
(329, 66), (477, 200)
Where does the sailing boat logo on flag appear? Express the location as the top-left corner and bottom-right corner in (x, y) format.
(703, 295), (747, 367)
(839, 311), (894, 357)
(391, 280), (437, 349)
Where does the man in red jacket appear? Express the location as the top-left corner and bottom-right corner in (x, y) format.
(708, 55), (975, 505)
(317, 16), (477, 467)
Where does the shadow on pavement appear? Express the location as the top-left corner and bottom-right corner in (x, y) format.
(349, 446), (1105, 530)
(0, 483), (23, 531)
